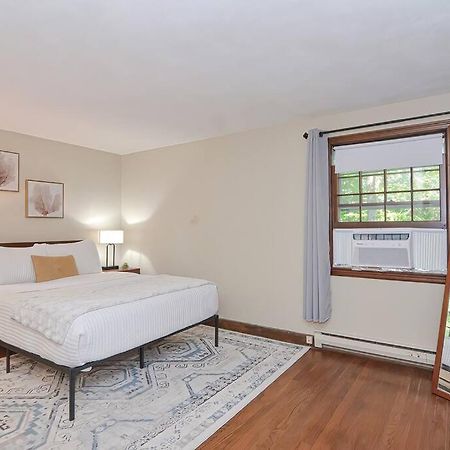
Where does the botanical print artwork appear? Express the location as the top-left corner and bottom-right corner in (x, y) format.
(26, 180), (64, 218)
(0, 150), (19, 192)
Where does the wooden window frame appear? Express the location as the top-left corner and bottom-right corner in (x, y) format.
(329, 120), (450, 284)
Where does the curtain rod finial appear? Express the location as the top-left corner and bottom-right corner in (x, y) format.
(303, 132), (309, 139)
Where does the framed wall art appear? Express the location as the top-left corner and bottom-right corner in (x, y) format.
(0, 150), (19, 192)
(25, 180), (64, 218)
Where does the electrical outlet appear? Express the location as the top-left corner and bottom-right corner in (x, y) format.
(306, 335), (313, 345)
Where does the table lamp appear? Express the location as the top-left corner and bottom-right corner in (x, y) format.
(99, 230), (124, 270)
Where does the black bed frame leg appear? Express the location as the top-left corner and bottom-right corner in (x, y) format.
(5, 348), (11, 373)
(139, 346), (145, 369)
(214, 314), (219, 347)
(68, 368), (77, 421)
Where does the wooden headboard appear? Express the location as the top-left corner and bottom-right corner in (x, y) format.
(0, 240), (81, 248)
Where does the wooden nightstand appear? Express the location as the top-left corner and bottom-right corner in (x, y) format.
(103, 268), (141, 274)
(121, 268), (140, 274)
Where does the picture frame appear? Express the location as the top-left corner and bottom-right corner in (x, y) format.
(0, 150), (19, 192)
(25, 180), (64, 218)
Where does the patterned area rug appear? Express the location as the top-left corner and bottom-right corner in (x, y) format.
(0, 325), (309, 449)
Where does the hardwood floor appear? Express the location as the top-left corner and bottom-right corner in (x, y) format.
(1, 343), (448, 448)
(201, 349), (450, 450)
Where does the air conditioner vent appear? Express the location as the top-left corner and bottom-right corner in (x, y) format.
(353, 233), (409, 241)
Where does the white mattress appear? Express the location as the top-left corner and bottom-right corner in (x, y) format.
(0, 272), (219, 367)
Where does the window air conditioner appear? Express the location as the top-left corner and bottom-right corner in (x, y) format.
(351, 232), (412, 270)
(333, 228), (447, 273)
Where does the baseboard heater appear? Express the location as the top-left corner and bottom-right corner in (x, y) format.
(314, 332), (435, 366)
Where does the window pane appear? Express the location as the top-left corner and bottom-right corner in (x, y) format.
(413, 165), (439, 171)
(338, 194), (360, 205)
(362, 193), (384, 204)
(413, 190), (440, 202)
(386, 192), (411, 203)
(339, 206), (360, 222)
(413, 167), (440, 190)
(338, 176), (359, 194)
(413, 190), (440, 221)
(361, 174), (383, 193)
(361, 205), (385, 222)
(363, 170), (384, 176)
(413, 190), (441, 221)
(386, 205), (411, 222)
(385, 191), (411, 222)
(339, 172), (359, 177)
(386, 169), (410, 192)
(386, 168), (410, 173)
(413, 206), (440, 221)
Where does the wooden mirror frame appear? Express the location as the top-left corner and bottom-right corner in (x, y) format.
(432, 257), (450, 400)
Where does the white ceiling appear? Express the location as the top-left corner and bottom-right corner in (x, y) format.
(1, 0), (450, 155)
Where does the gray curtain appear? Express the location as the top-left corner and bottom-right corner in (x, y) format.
(303, 129), (331, 322)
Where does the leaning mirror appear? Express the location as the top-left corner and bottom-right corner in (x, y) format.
(432, 261), (450, 400)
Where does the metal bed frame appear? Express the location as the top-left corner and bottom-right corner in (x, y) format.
(1, 314), (219, 421)
(0, 239), (219, 421)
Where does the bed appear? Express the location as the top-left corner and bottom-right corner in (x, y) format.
(0, 240), (219, 421)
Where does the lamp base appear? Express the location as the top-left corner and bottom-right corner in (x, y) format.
(102, 266), (119, 271)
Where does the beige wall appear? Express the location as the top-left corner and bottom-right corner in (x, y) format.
(2, 95), (446, 352)
(0, 95), (450, 349)
(0, 130), (122, 253)
(122, 92), (450, 351)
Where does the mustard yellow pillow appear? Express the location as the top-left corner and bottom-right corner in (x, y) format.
(31, 255), (79, 283)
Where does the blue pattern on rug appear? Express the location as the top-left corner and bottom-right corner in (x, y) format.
(0, 325), (308, 449)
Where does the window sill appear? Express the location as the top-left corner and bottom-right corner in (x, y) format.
(331, 267), (446, 284)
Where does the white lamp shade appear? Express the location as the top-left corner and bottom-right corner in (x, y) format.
(99, 230), (124, 244)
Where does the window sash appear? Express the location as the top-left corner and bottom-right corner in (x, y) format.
(334, 165), (444, 226)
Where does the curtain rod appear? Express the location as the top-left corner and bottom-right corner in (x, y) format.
(302, 110), (450, 140)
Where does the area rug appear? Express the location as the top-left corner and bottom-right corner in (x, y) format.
(0, 325), (309, 449)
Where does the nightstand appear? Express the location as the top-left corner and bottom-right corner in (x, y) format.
(103, 267), (141, 274)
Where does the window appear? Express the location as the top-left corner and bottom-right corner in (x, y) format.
(337, 165), (443, 227)
(329, 121), (449, 283)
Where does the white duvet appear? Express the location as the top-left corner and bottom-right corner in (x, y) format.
(9, 274), (212, 344)
(0, 273), (219, 367)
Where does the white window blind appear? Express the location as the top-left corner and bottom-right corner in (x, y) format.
(333, 133), (444, 174)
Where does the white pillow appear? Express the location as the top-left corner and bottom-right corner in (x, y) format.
(44, 240), (102, 275)
(0, 244), (47, 285)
